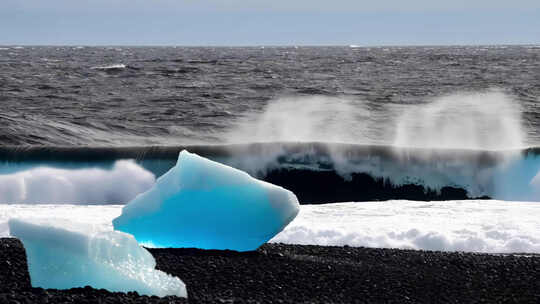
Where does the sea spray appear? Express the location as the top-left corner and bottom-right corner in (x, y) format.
(393, 90), (523, 150)
(226, 96), (373, 144)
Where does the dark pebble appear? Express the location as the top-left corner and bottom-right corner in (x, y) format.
(1, 238), (539, 303)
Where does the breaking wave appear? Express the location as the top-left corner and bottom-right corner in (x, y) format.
(1, 143), (540, 203)
(0, 160), (154, 204)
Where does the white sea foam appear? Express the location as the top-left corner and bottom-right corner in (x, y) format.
(2, 200), (539, 254)
(0, 204), (121, 236)
(0, 160), (155, 204)
(274, 200), (540, 253)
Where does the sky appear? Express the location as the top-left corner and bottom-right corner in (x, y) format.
(1, 0), (539, 46)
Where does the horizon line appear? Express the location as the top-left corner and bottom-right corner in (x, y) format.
(1, 43), (539, 48)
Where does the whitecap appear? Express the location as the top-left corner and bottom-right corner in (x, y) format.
(91, 64), (127, 71)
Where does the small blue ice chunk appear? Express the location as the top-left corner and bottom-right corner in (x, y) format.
(113, 150), (300, 251)
(8, 218), (187, 298)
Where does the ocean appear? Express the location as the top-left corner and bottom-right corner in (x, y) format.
(1, 45), (540, 253)
(1, 45), (539, 146)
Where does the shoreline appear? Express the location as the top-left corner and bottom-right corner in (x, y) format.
(1, 238), (539, 303)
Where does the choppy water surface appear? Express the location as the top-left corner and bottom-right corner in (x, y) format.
(1, 45), (539, 146)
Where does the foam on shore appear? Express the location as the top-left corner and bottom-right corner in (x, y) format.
(2, 200), (539, 254)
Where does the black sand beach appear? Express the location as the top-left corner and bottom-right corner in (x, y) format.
(1, 238), (539, 303)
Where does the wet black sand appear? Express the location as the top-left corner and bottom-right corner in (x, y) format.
(1, 238), (539, 303)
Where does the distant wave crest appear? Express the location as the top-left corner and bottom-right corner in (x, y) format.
(91, 64), (127, 71)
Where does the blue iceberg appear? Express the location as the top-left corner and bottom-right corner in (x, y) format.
(8, 218), (187, 298)
(113, 150), (300, 251)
